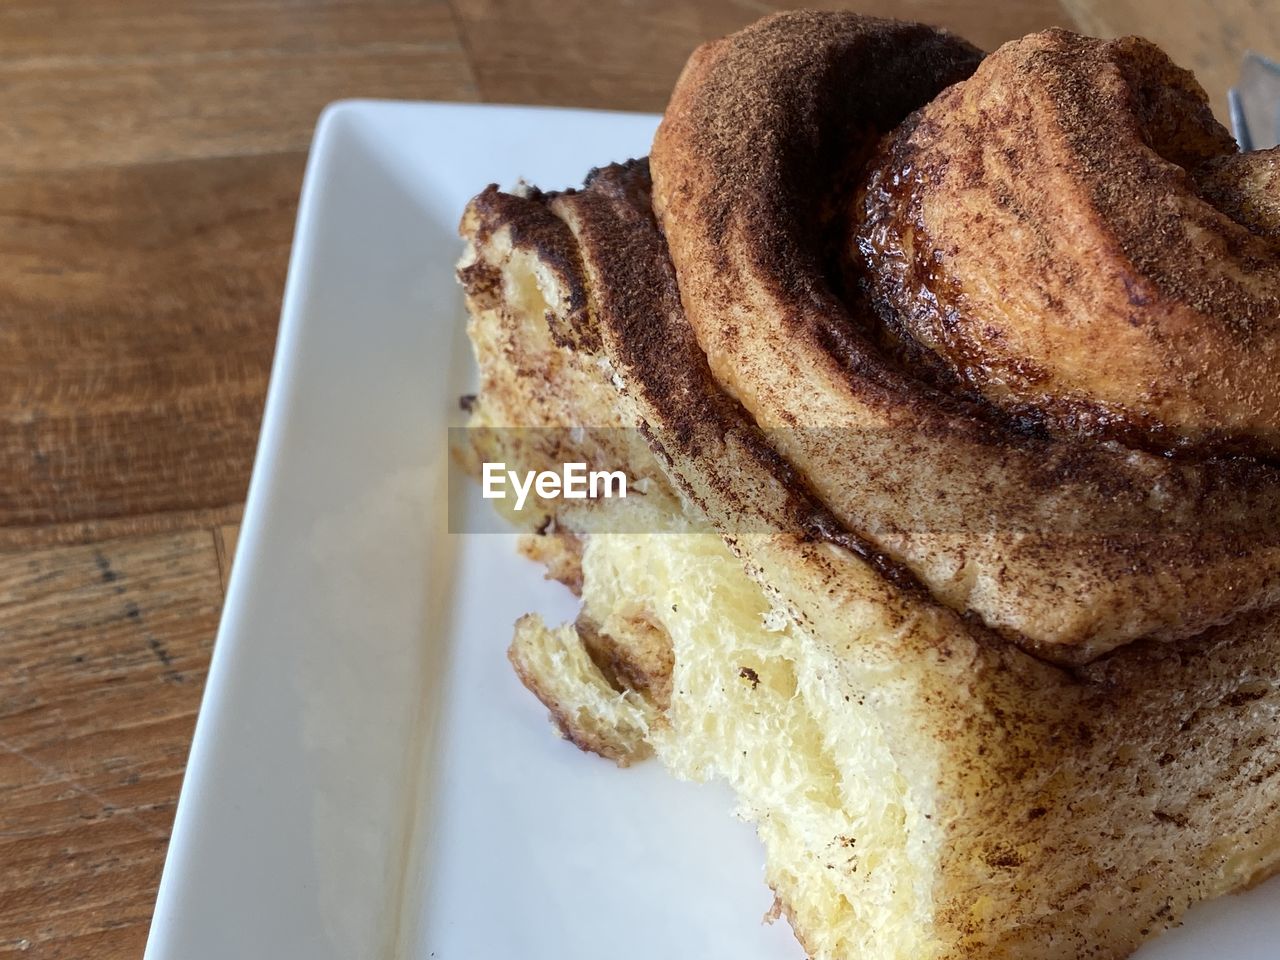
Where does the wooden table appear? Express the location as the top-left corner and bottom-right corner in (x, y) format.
(0, 1), (1272, 955)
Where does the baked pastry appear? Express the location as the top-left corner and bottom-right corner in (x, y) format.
(455, 12), (1280, 959)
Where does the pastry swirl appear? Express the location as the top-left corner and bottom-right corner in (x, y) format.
(856, 29), (1280, 456)
(648, 13), (1280, 663)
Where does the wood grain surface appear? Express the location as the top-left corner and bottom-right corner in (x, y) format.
(0, 1), (1264, 956)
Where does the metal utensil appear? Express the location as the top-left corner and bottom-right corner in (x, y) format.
(1229, 51), (1280, 150)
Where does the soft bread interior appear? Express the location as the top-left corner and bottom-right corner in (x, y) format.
(571, 528), (942, 959)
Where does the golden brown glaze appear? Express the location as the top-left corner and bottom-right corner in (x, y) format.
(856, 30), (1280, 456)
(648, 13), (1280, 663)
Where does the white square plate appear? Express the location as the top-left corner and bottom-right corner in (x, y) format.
(145, 101), (1280, 960)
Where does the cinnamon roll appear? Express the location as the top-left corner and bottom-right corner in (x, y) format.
(456, 12), (1280, 960)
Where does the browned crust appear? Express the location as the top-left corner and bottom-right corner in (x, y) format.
(556, 159), (933, 598)
(647, 12), (1280, 660)
(856, 30), (1280, 457)
(463, 184), (598, 352)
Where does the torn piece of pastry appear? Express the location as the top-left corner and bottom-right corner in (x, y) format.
(454, 12), (1280, 960)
